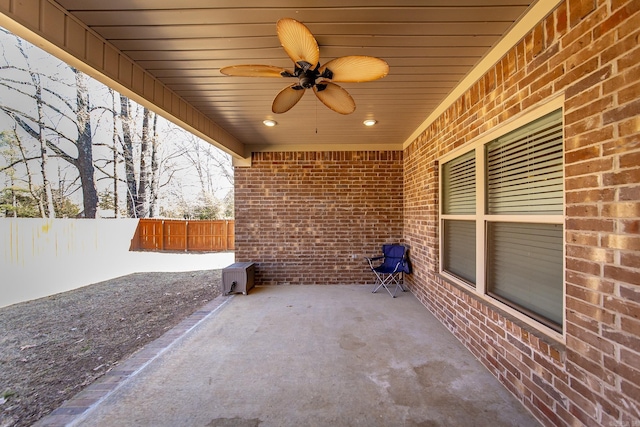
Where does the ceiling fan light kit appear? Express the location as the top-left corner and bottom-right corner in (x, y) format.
(263, 120), (278, 127)
(363, 119), (378, 126)
(220, 18), (389, 115)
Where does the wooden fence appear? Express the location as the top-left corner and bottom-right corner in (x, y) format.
(131, 219), (234, 252)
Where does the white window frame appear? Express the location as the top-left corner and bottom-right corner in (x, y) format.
(438, 96), (565, 342)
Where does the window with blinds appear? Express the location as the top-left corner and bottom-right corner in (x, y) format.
(442, 150), (476, 215)
(443, 220), (476, 284)
(486, 222), (563, 331)
(441, 151), (476, 285)
(439, 106), (564, 335)
(486, 110), (563, 215)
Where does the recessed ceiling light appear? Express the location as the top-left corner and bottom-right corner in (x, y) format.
(263, 119), (277, 127)
(363, 119), (377, 126)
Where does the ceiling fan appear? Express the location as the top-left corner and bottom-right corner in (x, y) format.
(220, 18), (389, 115)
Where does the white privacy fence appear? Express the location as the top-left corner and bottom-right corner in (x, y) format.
(1, 219), (234, 308)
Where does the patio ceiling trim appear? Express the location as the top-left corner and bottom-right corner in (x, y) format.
(0, 0), (247, 161)
(401, 0), (563, 149)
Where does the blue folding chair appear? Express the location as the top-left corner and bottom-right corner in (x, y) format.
(365, 244), (410, 297)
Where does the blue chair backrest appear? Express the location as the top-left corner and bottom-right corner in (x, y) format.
(382, 244), (410, 273)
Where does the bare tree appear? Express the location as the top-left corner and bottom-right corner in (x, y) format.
(14, 38), (55, 217)
(0, 31), (99, 217)
(110, 88), (120, 217)
(149, 112), (159, 217)
(118, 101), (158, 218)
(0, 29), (232, 219)
(119, 94), (137, 217)
(167, 127), (234, 218)
(73, 69), (98, 218)
(136, 107), (153, 218)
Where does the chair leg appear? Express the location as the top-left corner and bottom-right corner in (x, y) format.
(372, 272), (406, 298)
(392, 273), (408, 297)
(378, 274), (396, 298)
(372, 271), (385, 293)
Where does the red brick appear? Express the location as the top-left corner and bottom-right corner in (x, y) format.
(566, 283), (602, 305)
(616, 382), (640, 421)
(602, 202), (640, 219)
(603, 168), (640, 186)
(565, 231), (599, 246)
(620, 151), (640, 168)
(602, 324), (640, 353)
(566, 127), (615, 152)
(603, 296), (640, 320)
(619, 79), (640, 105)
(556, 58), (601, 93)
(602, 233), (640, 250)
(564, 85), (600, 111)
(555, 1), (569, 36)
(555, 378), (599, 418)
(565, 157), (613, 177)
(566, 244), (613, 263)
(566, 257), (602, 276)
(566, 217), (615, 232)
(566, 188), (616, 204)
(619, 115), (640, 137)
(604, 265), (640, 286)
(604, 62), (640, 95)
(603, 98), (640, 125)
(566, 204), (598, 217)
(566, 270), (614, 294)
(621, 316), (640, 337)
(603, 137), (640, 156)
(565, 145), (601, 164)
(571, 28), (614, 69)
(566, 335), (604, 365)
(620, 244), (640, 267)
(618, 186), (640, 202)
(596, 0), (640, 37)
(568, 0), (597, 27)
(566, 95), (614, 126)
(605, 31), (640, 69)
(566, 297), (616, 327)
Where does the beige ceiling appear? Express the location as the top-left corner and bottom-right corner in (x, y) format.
(0, 0), (561, 159)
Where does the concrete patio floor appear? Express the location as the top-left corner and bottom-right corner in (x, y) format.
(38, 285), (540, 427)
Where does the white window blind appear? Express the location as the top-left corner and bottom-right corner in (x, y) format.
(443, 220), (476, 284)
(442, 150), (476, 214)
(486, 222), (564, 331)
(486, 109), (563, 215)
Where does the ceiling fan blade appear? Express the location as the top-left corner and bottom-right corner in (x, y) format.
(272, 85), (306, 114)
(313, 82), (355, 115)
(220, 64), (290, 78)
(277, 18), (320, 70)
(319, 56), (389, 83)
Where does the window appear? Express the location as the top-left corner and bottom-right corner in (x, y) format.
(441, 150), (476, 284)
(439, 107), (564, 334)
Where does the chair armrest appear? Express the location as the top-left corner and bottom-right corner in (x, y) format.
(364, 255), (384, 269)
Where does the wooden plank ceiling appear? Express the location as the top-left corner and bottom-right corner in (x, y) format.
(52, 0), (535, 152)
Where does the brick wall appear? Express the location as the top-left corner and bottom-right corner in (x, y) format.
(235, 151), (403, 286)
(404, 0), (640, 426)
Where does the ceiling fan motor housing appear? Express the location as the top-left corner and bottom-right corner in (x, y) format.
(300, 70), (317, 88)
